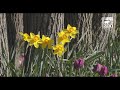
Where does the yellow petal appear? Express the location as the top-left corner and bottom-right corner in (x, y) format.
(58, 37), (62, 43)
(29, 43), (33, 46)
(61, 31), (65, 36)
(70, 34), (76, 38)
(36, 35), (40, 38)
(53, 46), (57, 50)
(24, 33), (29, 37)
(67, 24), (71, 30)
(38, 40), (42, 44)
(30, 32), (35, 38)
(73, 30), (79, 34)
(58, 32), (62, 37)
(27, 39), (31, 42)
(73, 27), (76, 30)
(23, 33), (29, 41)
(58, 52), (63, 57)
(42, 35), (46, 41)
(46, 37), (50, 42)
(34, 43), (39, 48)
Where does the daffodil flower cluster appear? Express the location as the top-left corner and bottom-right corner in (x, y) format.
(19, 24), (78, 57)
(19, 32), (53, 49)
(53, 24), (78, 56)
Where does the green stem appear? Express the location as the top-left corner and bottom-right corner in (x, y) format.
(26, 46), (32, 76)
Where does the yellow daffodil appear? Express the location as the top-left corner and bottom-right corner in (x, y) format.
(65, 24), (78, 38)
(41, 35), (53, 49)
(29, 32), (42, 48)
(19, 32), (31, 42)
(57, 30), (70, 45)
(53, 44), (66, 57)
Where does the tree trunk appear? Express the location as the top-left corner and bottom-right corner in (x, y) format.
(5, 13), (24, 69)
(92, 13), (116, 51)
(78, 13), (93, 53)
(6, 13), (23, 49)
(48, 13), (64, 44)
(0, 13), (9, 76)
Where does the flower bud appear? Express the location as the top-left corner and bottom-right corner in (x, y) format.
(93, 63), (103, 73)
(99, 66), (108, 76)
(74, 58), (84, 69)
(18, 53), (25, 66)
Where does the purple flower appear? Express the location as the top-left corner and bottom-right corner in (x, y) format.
(93, 63), (103, 73)
(110, 74), (118, 77)
(74, 58), (84, 69)
(18, 53), (25, 66)
(99, 66), (108, 76)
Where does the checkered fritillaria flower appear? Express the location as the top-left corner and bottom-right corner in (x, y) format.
(74, 58), (84, 69)
(99, 66), (108, 76)
(93, 63), (103, 73)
